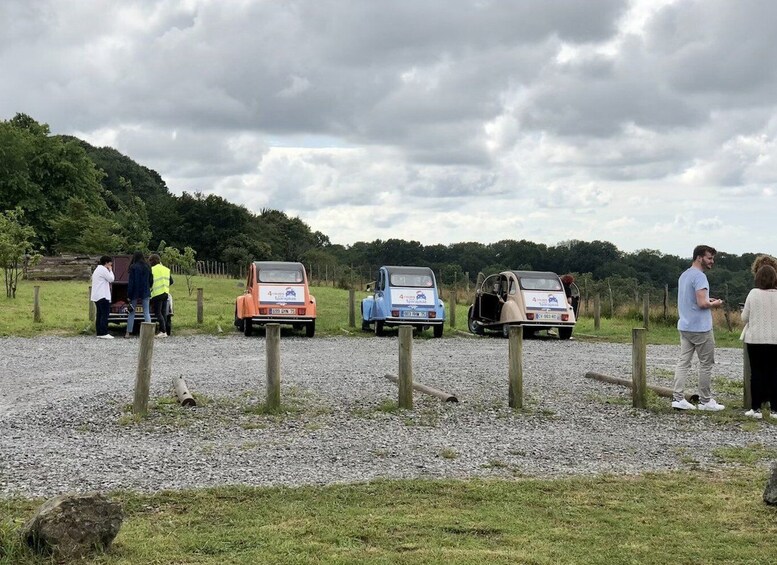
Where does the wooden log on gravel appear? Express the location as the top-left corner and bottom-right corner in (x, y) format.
(172, 376), (196, 407)
(585, 371), (699, 403)
(383, 374), (458, 403)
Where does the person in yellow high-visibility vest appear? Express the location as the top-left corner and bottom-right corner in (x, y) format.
(149, 254), (173, 337)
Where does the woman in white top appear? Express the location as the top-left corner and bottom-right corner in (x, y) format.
(90, 256), (115, 339)
(741, 264), (777, 418)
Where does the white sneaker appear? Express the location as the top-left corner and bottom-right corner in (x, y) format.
(155, 333), (168, 339)
(96, 334), (114, 340)
(698, 399), (725, 411)
(671, 399), (696, 410)
(744, 409), (763, 419)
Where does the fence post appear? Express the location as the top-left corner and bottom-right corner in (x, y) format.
(197, 288), (204, 324)
(266, 323), (281, 410)
(663, 284), (669, 320)
(348, 289), (355, 327)
(594, 293), (601, 331)
(632, 328), (647, 408)
(508, 326), (523, 409)
(133, 322), (156, 415)
(398, 325), (413, 409)
(643, 294), (650, 332)
(33, 285), (41, 323)
(743, 345), (752, 410)
(88, 286), (95, 321)
(449, 288), (457, 328)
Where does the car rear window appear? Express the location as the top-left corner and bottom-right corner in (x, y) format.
(390, 273), (434, 287)
(259, 269), (304, 283)
(520, 277), (562, 291)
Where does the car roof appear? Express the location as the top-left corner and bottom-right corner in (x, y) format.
(509, 270), (561, 279)
(254, 261), (305, 271)
(384, 266), (434, 276)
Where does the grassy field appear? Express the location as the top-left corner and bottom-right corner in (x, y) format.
(0, 279), (763, 563)
(2, 468), (776, 564)
(1, 277), (744, 346)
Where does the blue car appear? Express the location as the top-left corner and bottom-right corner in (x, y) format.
(361, 266), (446, 337)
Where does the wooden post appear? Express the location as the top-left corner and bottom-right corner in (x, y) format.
(88, 286), (95, 321)
(348, 289), (355, 327)
(632, 328), (647, 409)
(743, 344), (752, 410)
(398, 325), (413, 409)
(266, 323), (281, 410)
(663, 284), (669, 320)
(594, 293), (601, 331)
(508, 325), (523, 409)
(608, 281), (614, 318)
(643, 294), (650, 332)
(384, 374), (458, 403)
(33, 285), (41, 323)
(196, 288), (204, 324)
(449, 288), (457, 328)
(585, 371), (698, 403)
(173, 376), (197, 407)
(133, 322), (156, 415)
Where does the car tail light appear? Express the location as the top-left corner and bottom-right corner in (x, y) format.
(391, 310), (400, 317)
(526, 313), (535, 320)
(561, 314), (569, 321)
(259, 308), (268, 315)
(428, 311), (436, 318)
(298, 308), (306, 315)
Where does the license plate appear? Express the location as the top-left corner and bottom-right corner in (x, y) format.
(535, 312), (559, 321)
(402, 311), (426, 318)
(271, 308), (296, 315)
(135, 307), (143, 314)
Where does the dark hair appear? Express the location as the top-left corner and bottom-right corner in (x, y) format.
(560, 274), (574, 285)
(755, 265), (777, 290)
(693, 245), (717, 261)
(129, 251), (146, 265)
(98, 255), (112, 266)
(148, 254), (160, 266)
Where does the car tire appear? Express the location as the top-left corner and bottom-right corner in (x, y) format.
(502, 324), (512, 338)
(305, 321), (315, 338)
(558, 327), (573, 340)
(468, 309), (483, 335)
(433, 324), (443, 338)
(523, 327), (535, 339)
(374, 320), (384, 337)
(244, 318), (253, 337)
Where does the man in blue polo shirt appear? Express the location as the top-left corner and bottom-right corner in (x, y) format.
(672, 245), (726, 411)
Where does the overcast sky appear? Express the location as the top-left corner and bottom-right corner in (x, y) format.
(2, 0), (776, 258)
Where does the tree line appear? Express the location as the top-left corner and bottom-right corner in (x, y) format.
(0, 113), (766, 305)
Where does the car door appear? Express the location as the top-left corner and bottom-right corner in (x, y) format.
(478, 274), (501, 322)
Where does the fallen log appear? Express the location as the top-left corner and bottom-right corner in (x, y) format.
(173, 376), (197, 407)
(585, 371), (699, 404)
(383, 374), (458, 403)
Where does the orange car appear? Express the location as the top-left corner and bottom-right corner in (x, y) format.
(234, 261), (317, 337)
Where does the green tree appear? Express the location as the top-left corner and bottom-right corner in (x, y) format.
(0, 209), (40, 298)
(161, 246), (197, 296)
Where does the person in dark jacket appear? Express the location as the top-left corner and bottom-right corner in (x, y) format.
(125, 251), (153, 338)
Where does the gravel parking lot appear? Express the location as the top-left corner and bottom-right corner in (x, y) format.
(0, 333), (765, 497)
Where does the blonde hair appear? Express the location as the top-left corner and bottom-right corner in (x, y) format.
(751, 254), (777, 276)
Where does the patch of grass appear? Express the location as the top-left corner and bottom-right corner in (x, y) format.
(713, 444), (777, 465)
(440, 448), (459, 460)
(713, 375), (744, 396)
(3, 471), (777, 564)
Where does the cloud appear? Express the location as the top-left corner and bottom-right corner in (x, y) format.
(1, 0), (776, 256)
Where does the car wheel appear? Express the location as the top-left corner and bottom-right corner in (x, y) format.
(244, 318), (253, 337)
(433, 324), (443, 338)
(467, 308), (483, 335)
(305, 321), (315, 337)
(523, 327), (535, 339)
(374, 320), (384, 337)
(234, 308), (244, 332)
(558, 327), (573, 340)
(502, 324), (512, 338)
